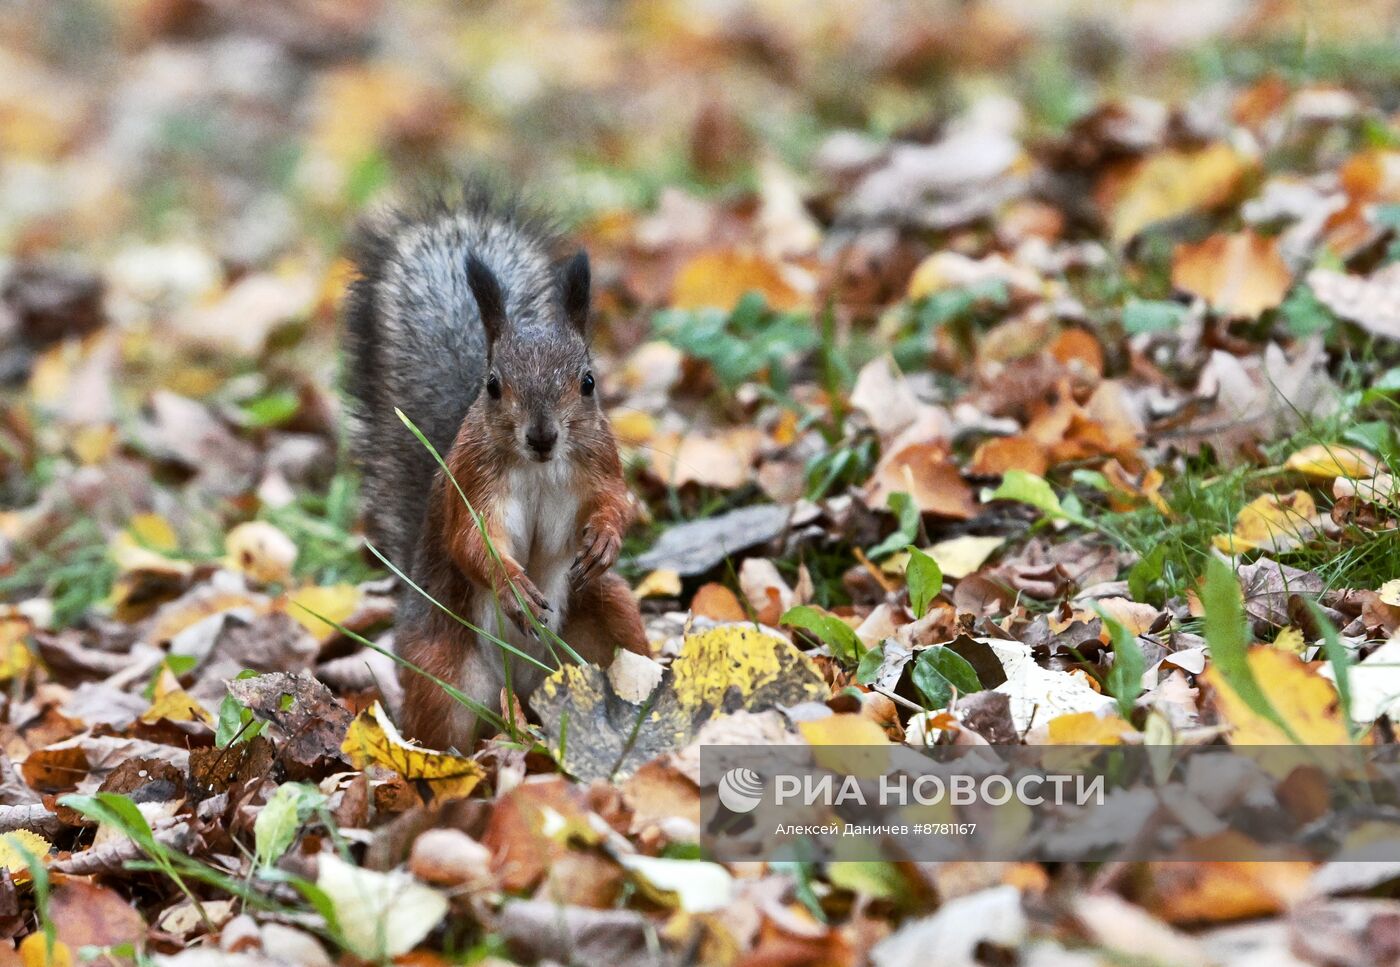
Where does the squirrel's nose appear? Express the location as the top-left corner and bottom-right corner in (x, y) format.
(526, 425), (558, 457)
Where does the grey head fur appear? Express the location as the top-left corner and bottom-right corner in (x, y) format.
(342, 187), (591, 573)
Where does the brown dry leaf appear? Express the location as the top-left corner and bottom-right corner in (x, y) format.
(690, 583), (746, 622)
(1143, 853), (1312, 924)
(1105, 143), (1249, 243)
(864, 439), (976, 519)
(1204, 648), (1351, 745)
(671, 249), (805, 311)
(226, 671), (353, 773)
(1048, 328), (1104, 376)
(47, 879), (146, 958)
(648, 429), (761, 490)
(1171, 230), (1292, 318)
(968, 435), (1048, 476)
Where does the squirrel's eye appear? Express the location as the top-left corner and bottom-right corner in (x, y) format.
(486, 373), (501, 399)
(580, 371), (595, 396)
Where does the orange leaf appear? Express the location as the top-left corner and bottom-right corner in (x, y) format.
(671, 250), (805, 311)
(1171, 231), (1292, 318)
(691, 583), (746, 622)
(864, 440), (976, 519)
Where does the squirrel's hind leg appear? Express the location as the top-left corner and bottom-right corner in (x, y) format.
(397, 626), (498, 752)
(562, 572), (649, 664)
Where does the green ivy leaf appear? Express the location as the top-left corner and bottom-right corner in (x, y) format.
(254, 782), (326, 868)
(1099, 609), (1146, 719)
(1122, 298), (1186, 335)
(781, 605), (861, 662)
(855, 643), (886, 685)
(868, 492), (920, 559)
(904, 546), (943, 619)
(911, 646), (981, 708)
(983, 469), (1064, 518)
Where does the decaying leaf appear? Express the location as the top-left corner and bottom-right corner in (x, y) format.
(316, 852), (447, 961)
(535, 625), (828, 781)
(1171, 231), (1292, 318)
(342, 701), (484, 799)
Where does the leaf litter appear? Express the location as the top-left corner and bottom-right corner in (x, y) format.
(6, 0), (1400, 964)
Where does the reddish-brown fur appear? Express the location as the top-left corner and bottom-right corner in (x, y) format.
(396, 373), (647, 751)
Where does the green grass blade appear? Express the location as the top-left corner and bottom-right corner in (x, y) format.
(289, 600), (508, 734)
(1201, 557), (1301, 744)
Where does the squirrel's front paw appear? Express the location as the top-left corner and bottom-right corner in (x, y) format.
(501, 574), (552, 633)
(571, 524), (621, 587)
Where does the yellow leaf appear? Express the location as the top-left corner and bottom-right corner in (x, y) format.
(1379, 580), (1400, 607)
(1171, 230), (1292, 318)
(141, 679), (213, 726)
(1107, 143), (1248, 243)
(224, 521), (298, 585)
(1284, 444), (1379, 480)
(800, 713), (891, 779)
(799, 714), (891, 746)
(1204, 648), (1351, 745)
(127, 513), (179, 553)
(19, 934), (72, 967)
(882, 535), (1003, 579)
(1272, 627), (1306, 654)
(68, 423), (117, 466)
(610, 410), (656, 446)
(1210, 491), (1319, 554)
(283, 584), (359, 641)
(634, 569), (682, 599)
(671, 249), (805, 311)
(0, 830), (52, 882)
(1045, 711), (1131, 744)
(109, 513), (192, 578)
(342, 701), (483, 800)
(0, 617), (34, 682)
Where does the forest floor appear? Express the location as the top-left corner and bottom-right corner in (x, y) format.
(6, 0), (1400, 964)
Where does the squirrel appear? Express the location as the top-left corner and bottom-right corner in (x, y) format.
(343, 188), (649, 751)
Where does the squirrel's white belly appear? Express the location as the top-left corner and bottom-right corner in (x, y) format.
(472, 461), (578, 690)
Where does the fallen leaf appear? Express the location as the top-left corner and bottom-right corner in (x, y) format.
(1211, 491), (1322, 554)
(617, 855), (733, 913)
(1106, 143), (1248, 243)
(1284, 444), (1378, 480)
(1204, 648), (1351, 745)
(1171, 230), (1292, 318)
(342, 701), (484, 799)
(865, 439), (977, 519)
(282, 583), (359, 641)
(633, 570), (682, 599)
(690, 583), (746, 622)
(316, 852), (447, 961)
(671, 249), (805, 311)
(535, 625), (828, 781)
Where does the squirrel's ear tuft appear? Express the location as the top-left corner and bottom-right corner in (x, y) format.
(466, 255), (507, 347)
(561, 250), (591, 335)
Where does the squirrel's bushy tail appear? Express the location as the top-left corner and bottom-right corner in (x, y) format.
(341, 188), (563, 571)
